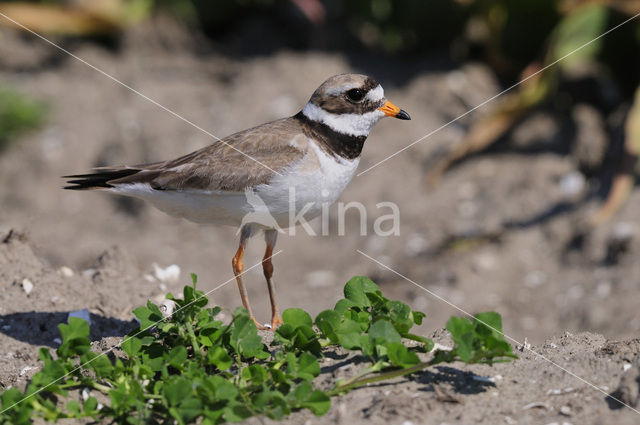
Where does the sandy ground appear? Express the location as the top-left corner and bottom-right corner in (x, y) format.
(1, 18), (639, 424)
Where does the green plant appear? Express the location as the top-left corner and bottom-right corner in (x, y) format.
(0, 275), (515, 424)
(0, 87), (47, 151)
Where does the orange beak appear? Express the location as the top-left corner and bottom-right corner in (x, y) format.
(378, 100), (411, 120)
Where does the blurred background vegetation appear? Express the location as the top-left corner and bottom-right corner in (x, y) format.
(0, 0), (638, 223)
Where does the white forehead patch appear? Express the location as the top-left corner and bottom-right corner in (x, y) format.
(365, 85), (384, 102)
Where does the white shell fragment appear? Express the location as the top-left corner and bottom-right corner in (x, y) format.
(68, 309), (91, 326)
(19, 366), (34, 377)
(21, 278), (34, 295)
(159, 300), (177, 318)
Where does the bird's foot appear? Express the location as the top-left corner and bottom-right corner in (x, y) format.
(251, 316), (269, 331)
(271, 315), (283, 329)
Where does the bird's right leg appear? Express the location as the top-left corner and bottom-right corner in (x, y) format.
(232, 225), (265, 330)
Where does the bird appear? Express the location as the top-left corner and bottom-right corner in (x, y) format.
(64, 73), (410, 330)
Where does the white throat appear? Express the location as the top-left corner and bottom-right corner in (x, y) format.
(302, 102), (385, 137)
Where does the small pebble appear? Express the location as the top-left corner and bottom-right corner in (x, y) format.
(58, 266), (74, 278)
(53, 338), (62, 345)
(68, 309), (91, 326)
(22, 278), (34, 295)
(623, 363), (632, 372)
(153, 264), (181, 284)
(559, 171), (585, 196)
(473, 374), (502, 383)
(559, 405), (571, 416)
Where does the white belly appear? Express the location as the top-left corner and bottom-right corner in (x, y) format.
(110, 140), (359, 230)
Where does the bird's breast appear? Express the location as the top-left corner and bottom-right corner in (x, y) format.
(254, 139), (360, 223)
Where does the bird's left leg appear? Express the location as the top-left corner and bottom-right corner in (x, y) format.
(263, 229), (283, 329)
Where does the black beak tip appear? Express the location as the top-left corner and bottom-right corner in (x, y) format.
(395, 109), (411, 120)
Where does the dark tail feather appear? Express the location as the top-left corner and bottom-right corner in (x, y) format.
(63, 168), (141, 190)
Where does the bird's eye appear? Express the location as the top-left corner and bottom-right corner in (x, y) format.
(346, 88), (365, 102)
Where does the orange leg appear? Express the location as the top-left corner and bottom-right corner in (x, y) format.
(263, 229), (282, 329)
(232, 227), (265, 330)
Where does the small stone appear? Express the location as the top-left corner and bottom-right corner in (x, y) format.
(152, 264), (181, 284)
(53, 338), (62, 345)
(58, 266), (74, 278)
(68, 309), (91, 326)
(559, 405), (571, 416)
(22, 278), (34, 295)
(624, 363), (632, 372)
(405, 233), (429, 257)
(559, 171), (585, 196)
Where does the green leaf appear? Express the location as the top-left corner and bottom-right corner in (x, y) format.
(1, 388), (25, 412)
(231, 313), (265, 358)
(133, 302), (163, 330)
(473, 311), (503, 335)
(164, 378), (192, 406)
(336, 319), (365, 350)
(315, 309), (341, 342)
(368, 319), (402, 345)
(291, 381), (312, 403)
(296, 352), (320, 381)
(411, 310), (426, 325)
(82, 396), (98, 414)
(241, 365), (267, 385)
(121, 337), (142, 357)
(81, 352), (112, 377)
(207, 346), (232, 371)
(334, 298), (357, 314)
(552, 4), (608, 70)
(167, 345), (188, 369)
(57, 317), (91, 357)
(446, 316), (474, 362)
(387, 300), (413, 334)
(343, 276), (381, 308)
(301, 390), (330, 416)
(171, 397), (202, 424)
(387, 342), (420, 367)
(66, 400), (81, 416)
(282, 308), (313, 328)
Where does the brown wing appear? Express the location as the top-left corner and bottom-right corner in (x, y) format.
(65, 118), (306, 192)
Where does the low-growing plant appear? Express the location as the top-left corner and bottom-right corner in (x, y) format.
(0, 275), (516, 424)
(0, 86), (47, 151)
